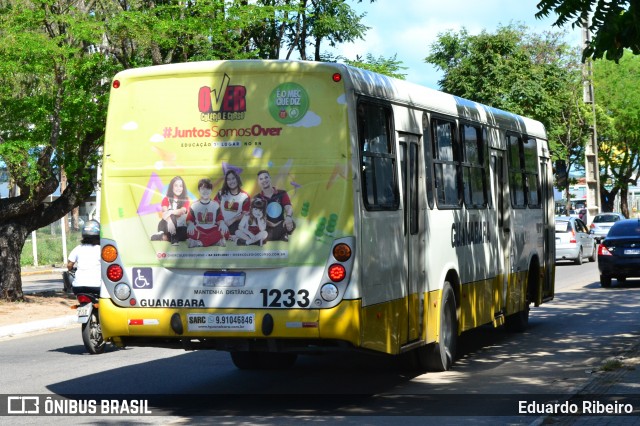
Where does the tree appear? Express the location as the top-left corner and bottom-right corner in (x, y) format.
(425, 24), (590, 201)
(0, 0), (383, 301)
(536, 0), (640, 61)
(0, 0), (115, 301)
(331, 53), (407, 78)
(592, 51), (640, 214)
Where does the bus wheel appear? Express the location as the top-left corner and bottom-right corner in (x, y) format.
(230, 351), (297, 370)
(421, 282), (457, 372)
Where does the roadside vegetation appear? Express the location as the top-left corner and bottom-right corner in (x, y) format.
(20, 225), (82, 268)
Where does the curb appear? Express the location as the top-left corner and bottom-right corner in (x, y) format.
(0, 315), (77, 339)
(21, 268), (66, 277)
(528, 338), (640, 426)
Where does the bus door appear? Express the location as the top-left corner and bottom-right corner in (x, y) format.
(491, 150), (511, 313)
(540, 159), (555, 301)
(399, 133), (421, 341)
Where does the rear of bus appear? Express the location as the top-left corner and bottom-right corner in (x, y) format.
(99, 61), (359, 367)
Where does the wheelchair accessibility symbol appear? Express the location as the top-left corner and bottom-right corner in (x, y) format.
(133, 267), (153, 289)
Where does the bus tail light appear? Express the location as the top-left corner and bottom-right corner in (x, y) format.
(333, 243), (352, 261)
(107, 264), (124, 282)
(320, 284), (339, 301)
(328, 264), (346, 282)
(114, 283), (131, 301)
(102, 245), (118, 263)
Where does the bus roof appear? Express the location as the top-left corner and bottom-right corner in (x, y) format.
(341, 64), (547, 140)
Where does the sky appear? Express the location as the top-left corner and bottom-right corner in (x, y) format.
(329, 0), (583, 89)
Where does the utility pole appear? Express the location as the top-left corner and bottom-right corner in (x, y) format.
(582, 11), (601, 219)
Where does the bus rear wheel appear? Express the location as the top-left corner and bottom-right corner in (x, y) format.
(230, 351), (297, 370)
(418, 282), (457, 372)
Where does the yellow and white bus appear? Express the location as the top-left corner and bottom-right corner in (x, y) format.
(99, 60), (555, 370)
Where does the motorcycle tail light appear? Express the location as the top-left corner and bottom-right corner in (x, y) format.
(77, 294), (92, 304)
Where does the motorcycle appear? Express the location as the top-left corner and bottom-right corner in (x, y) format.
(64, 269), (105, 354)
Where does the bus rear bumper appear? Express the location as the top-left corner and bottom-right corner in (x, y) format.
(100, 298), (362, 352)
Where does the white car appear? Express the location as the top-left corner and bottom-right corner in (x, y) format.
(589, 212), (626, 242)
(555, 216), (596, 265)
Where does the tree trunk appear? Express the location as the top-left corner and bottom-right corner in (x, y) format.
(600, 186), (617, 212)
(0, 222), (29, 301)
(620, 189), (630, 218)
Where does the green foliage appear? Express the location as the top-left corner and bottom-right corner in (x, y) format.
(536, 0), (640, 61)
(593, 51), (640, 212)
(0, 0), (111, 204)
(425, 24), (589, 184)
(340, 53), (407, 79)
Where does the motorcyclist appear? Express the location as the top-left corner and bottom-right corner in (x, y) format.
(67, 220), (102, 295)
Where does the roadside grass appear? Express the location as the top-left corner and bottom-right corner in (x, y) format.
(600, 358), (625, 372)
(20, 226), (83, 267)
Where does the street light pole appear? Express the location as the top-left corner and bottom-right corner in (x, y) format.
(582, 11), (601, 219)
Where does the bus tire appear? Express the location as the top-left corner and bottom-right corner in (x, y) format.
(230, 351), (297, 370)
(422, 282), (457, 372)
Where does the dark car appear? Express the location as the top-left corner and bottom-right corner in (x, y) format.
(597, 218), (640, 287)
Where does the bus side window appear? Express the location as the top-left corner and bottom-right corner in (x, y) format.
(507, 134), (526, 208)
(461, 123), (488, 208)
(358, 102), (399, 210)
(432, 118), (461, 208)
(523, 137), (541, 208)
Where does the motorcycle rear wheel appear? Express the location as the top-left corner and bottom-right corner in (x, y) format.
(82, 311), (105, 354)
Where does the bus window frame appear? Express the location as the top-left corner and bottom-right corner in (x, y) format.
(460, 122), (489, 209)
(507, 132), (542, 210)
(357, 99), (400, 211)
(523, 136), (541, 209)
(507, 132), (527, 209)
(431, 116), (462, 209)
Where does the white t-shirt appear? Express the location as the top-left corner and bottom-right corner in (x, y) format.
(67, 244), (101, 288)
